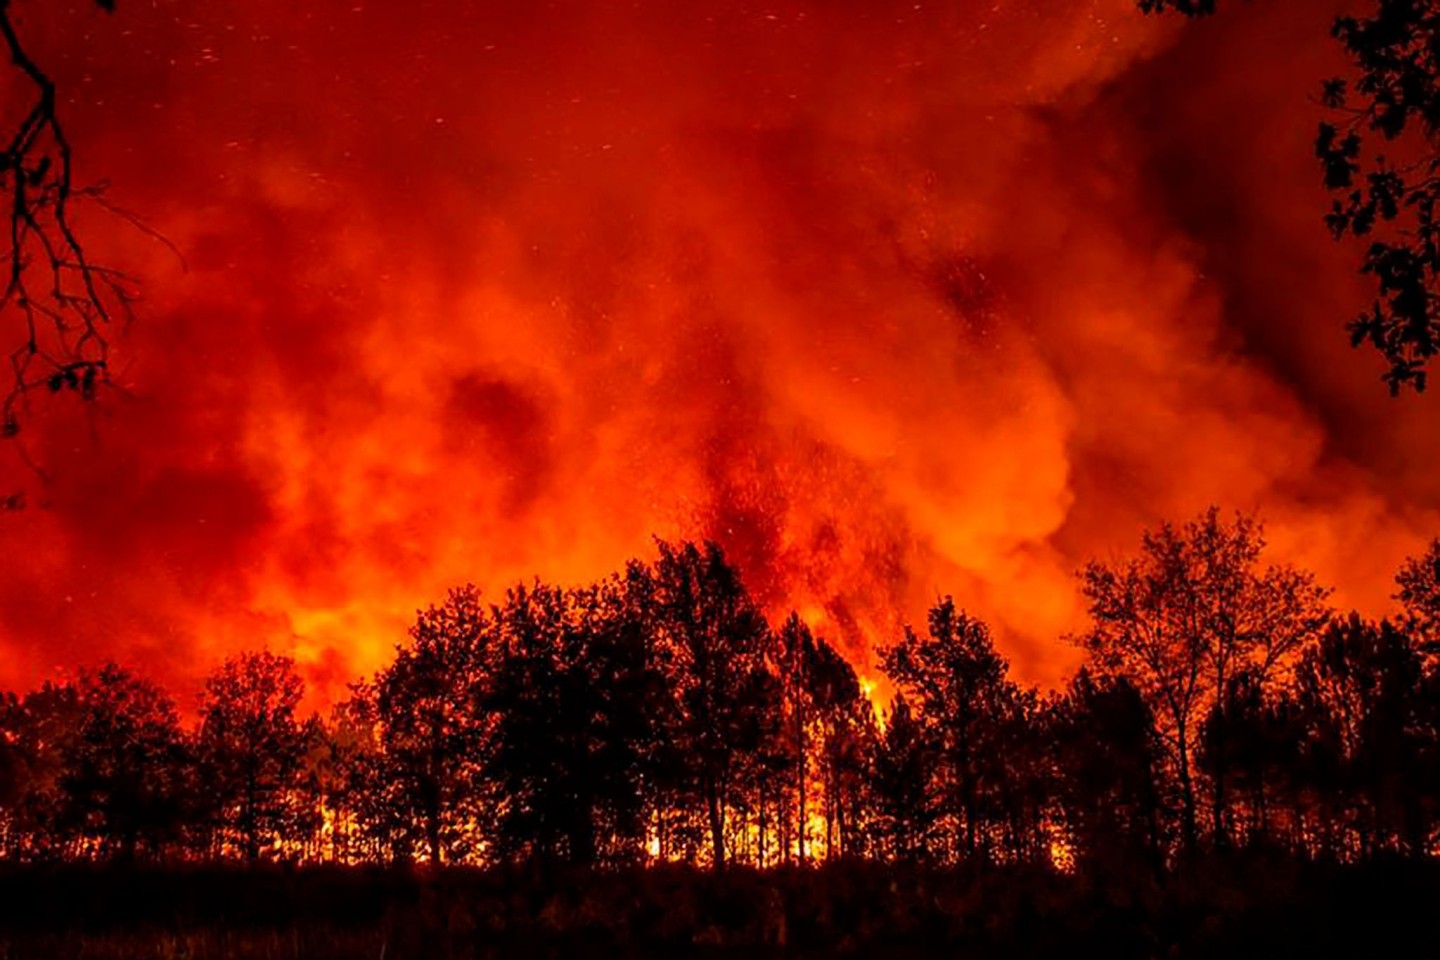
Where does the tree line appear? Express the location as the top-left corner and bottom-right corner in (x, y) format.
(3, 510), (1440, 874)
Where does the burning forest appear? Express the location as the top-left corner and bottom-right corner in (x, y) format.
(4, 0), (1440, 955)
(0, 0), (1437, 700)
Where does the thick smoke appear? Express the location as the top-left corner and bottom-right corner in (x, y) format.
(0, 0), (1435, 699)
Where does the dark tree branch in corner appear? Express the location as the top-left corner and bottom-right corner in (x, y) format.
(1142, 0), (1440, 394)
(1318, 3), (1440, 394)
(0, 0), (132, 458)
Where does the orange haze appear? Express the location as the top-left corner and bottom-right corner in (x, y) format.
(1, 0), (1437, 704)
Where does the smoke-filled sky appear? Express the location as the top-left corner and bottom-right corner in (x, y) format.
(3, 0), (1438, 701)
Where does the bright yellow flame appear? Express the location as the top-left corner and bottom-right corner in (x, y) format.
(1048, 837), (1075, 874)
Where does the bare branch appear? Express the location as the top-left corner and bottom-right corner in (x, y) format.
(0, 0), (134, 506)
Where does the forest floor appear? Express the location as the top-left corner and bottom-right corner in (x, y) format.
(0, 854), (1434, 958)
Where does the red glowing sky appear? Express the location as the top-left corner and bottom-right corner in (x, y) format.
(1, 0), (1436, 701)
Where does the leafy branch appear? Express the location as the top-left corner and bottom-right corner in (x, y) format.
(1144, 0), (1440, 393)
(1317, 2), (1440, 393)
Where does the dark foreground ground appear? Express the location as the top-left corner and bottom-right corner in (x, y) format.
(0, 854), (1437, 959)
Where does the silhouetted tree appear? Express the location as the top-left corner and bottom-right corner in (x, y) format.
(1077, 508), (1330, 851)
(866, 693), (936, 862)
(771, 615), (863, 861)
(289, 713), (332, 862)
(1196, 671), (1313, 847)
(1053, 670), (1164, 874)
(0, 693), (18, 855)
(1397, 538), (1440, 655)
(0, 682), (81, 859)
(1294, 614), (1438, 857)
(580, 572), (681, 863)
(323, 690), (416, 864)
(991, 686), (1053, 864)
(300, 697), (383, 864)
(485, 583), (580, 864)
(647, 540), (771, 869)
(486, 577), (670, 866)
(881, 598), (1022, 863)
(1319, 1), (1440, 392)
(773, 614), (816, 862)
(56, 665), (188, 861)
(818, 692), (875, 861)
(749, 624), (798, 867)
(196, 651), (307, 862)
(805, 639), (869, 860)
(724, 653), (787, 866)
(370, 585), (495, 864)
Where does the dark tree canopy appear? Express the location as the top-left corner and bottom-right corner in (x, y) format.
(1054, 669), (1164, 871)
(196, 652), (307, 862)
(1397, 536), (1440, 651)
(58, 664), (188, 861)
(368, 585), (496, 864)
(881, 598), (1025, 863)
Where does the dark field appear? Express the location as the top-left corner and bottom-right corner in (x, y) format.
(1, 856), (1437, 959)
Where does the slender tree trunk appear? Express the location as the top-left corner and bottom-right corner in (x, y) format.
(964, 781), (978, 862)
(758, 777), (770, 868)
(1212, 658), (1229, 849)
(779, 793), (791, 864)
(1212, 760), (1229, 848)
(706, 776), (726, 870)
(425, 779), (442, 865)
(797, 736), (808, 863)
(1255, 778), (1269, 842)
(1177, 721), (1197, 853)
(244, 768), (259, 862)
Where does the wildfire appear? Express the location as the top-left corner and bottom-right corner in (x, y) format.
(0, 0), (1436, 703)
(1048, 837), (1076, 874)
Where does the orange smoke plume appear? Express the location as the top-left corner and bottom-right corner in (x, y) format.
(1, 0), (1437, 703)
